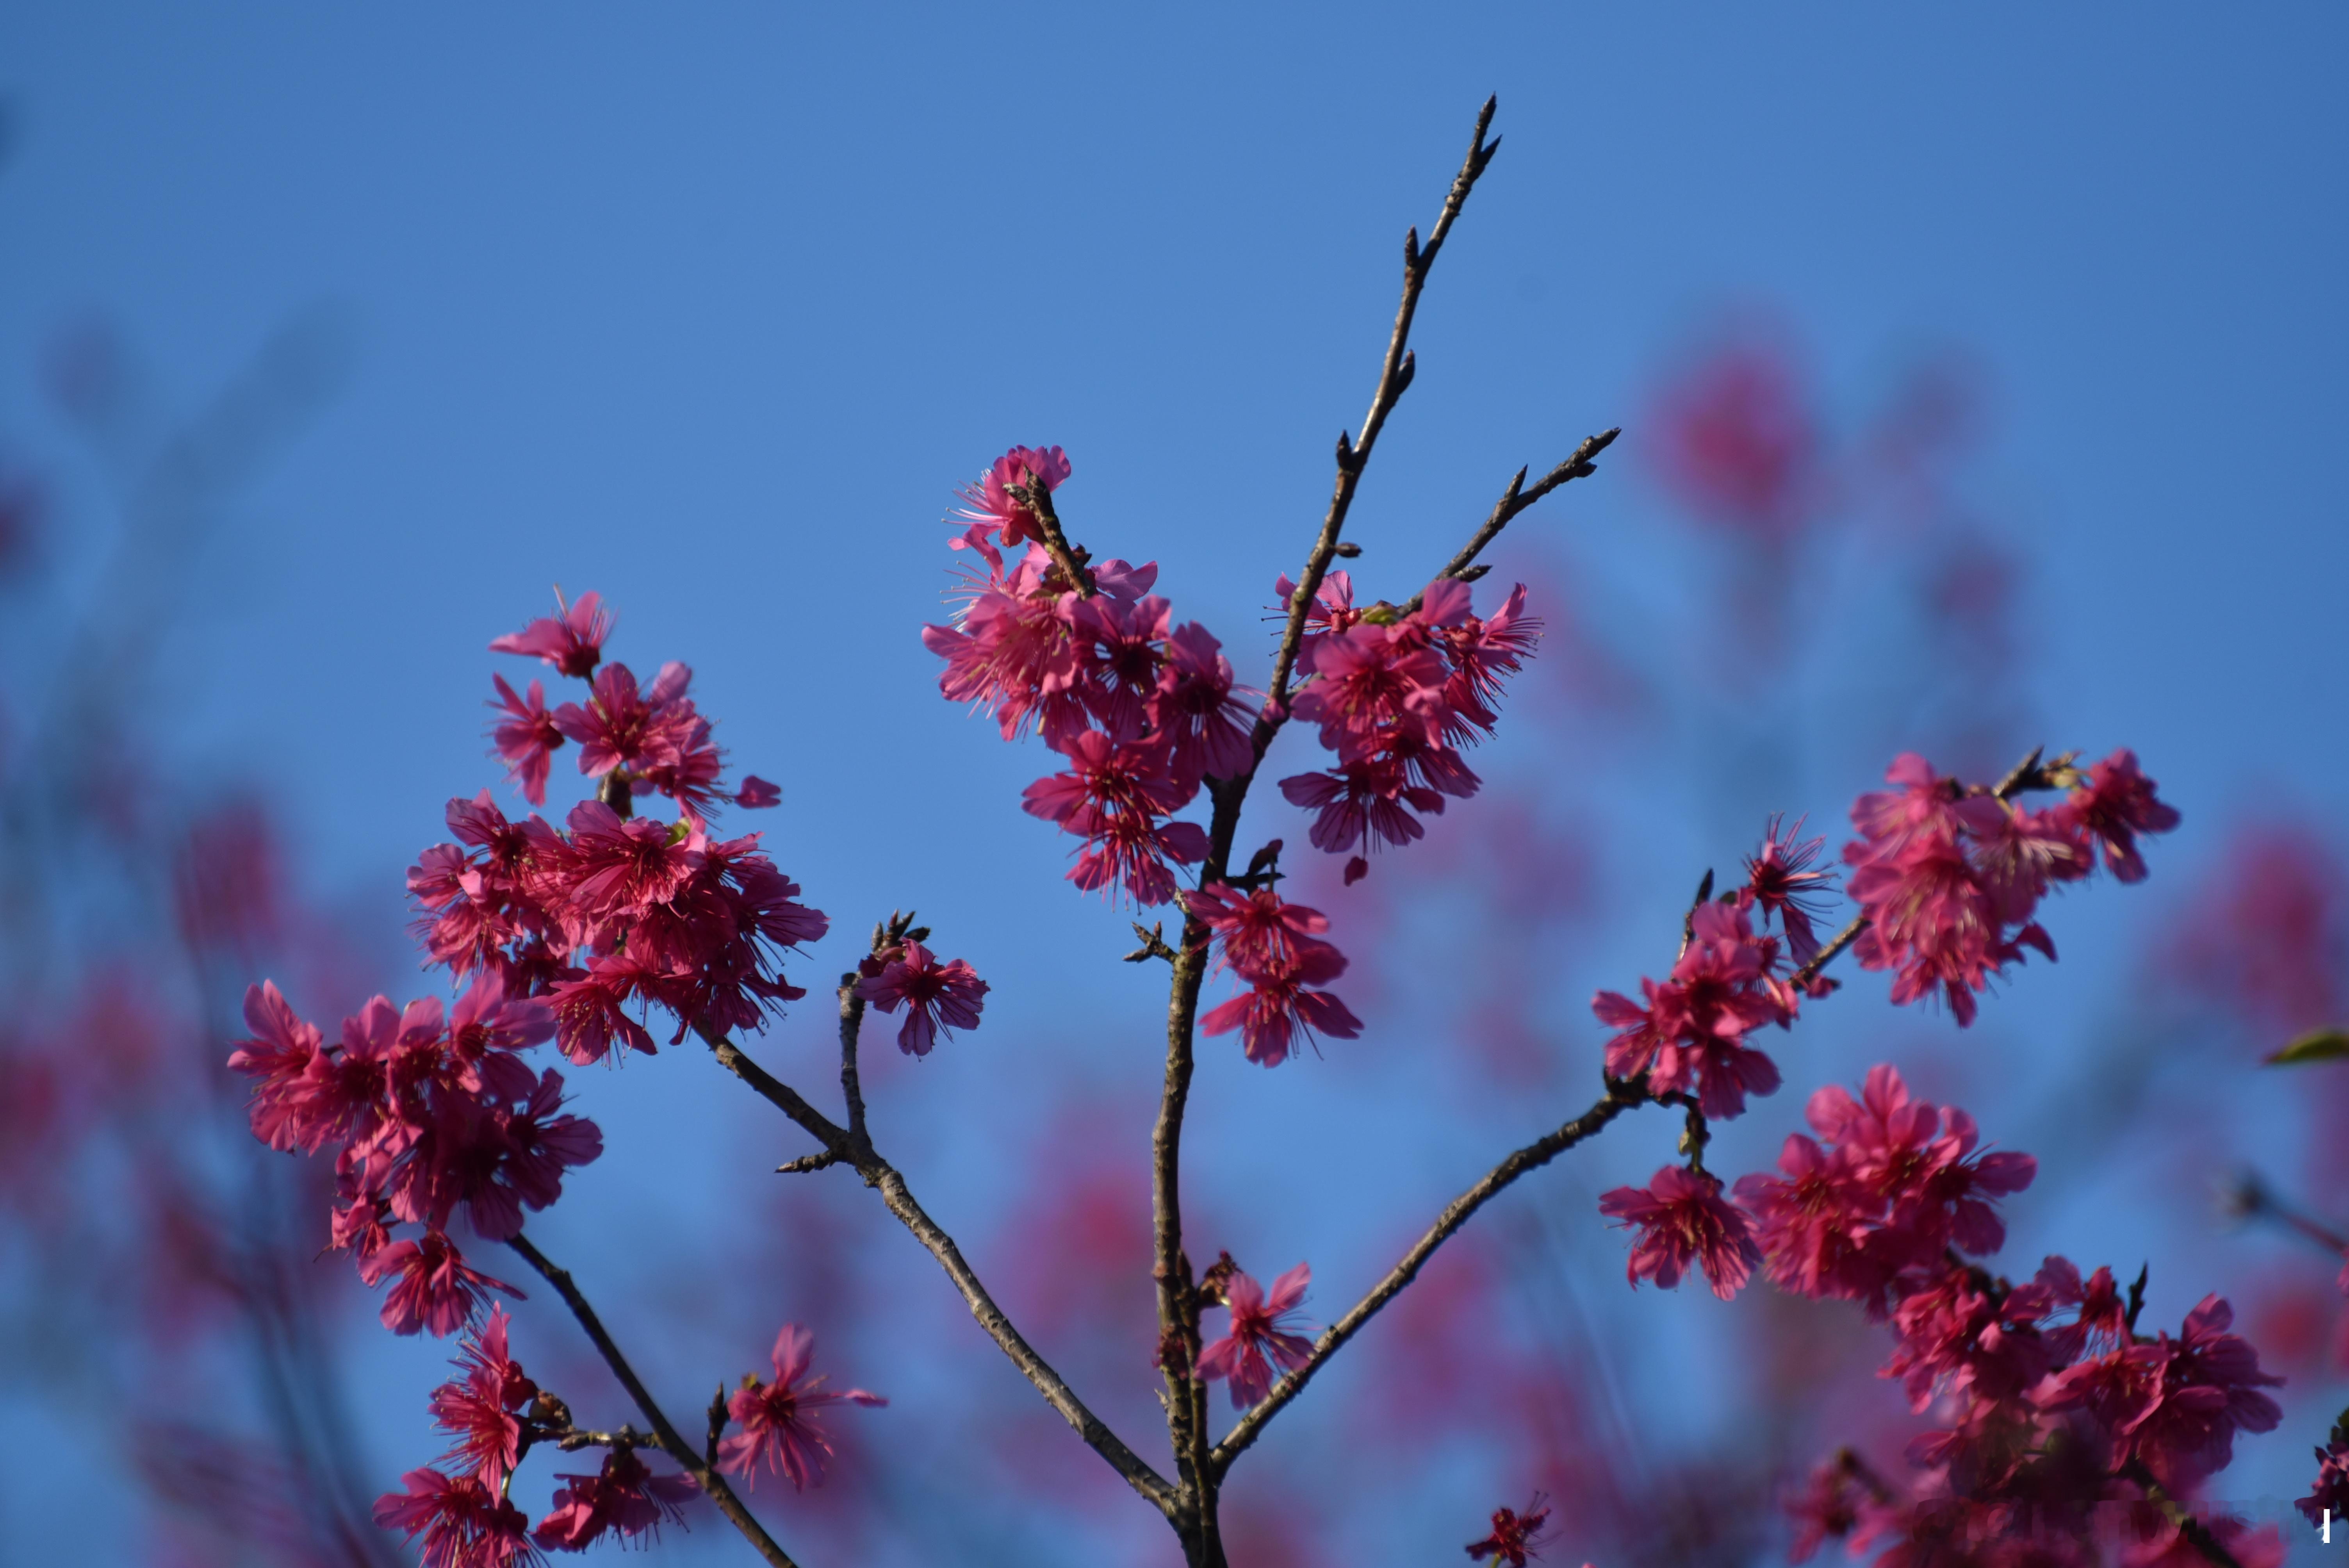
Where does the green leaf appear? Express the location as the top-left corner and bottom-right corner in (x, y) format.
(2266, 1028), (2349, 1065)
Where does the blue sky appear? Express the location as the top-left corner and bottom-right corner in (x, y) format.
(3, 4), (2345, 1563)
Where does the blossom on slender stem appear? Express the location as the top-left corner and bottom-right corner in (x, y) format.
(1741, 814), (1836, 966)
(374, 1466), (542, 1568)
(1196, 1263), (1315, 1408)
(1597, 1165), (1761, 1301)
(2060, 747), (2181, 883)
(1198, 943), (1361, 1067)
(854, 941), (989, 1057)
(716, 1325), (886, 1491)
(490, 588), (610, 679)
(428, 1306), (538, 1488)
(489, 674), (565, 806)
(1185, 882), (1338, 981)
(1464, 1497), (1551, 1566)
(1590, 901), (1789, 1119)
(227, 980), (324, 1153)
(531, 1446), (697, 1552)
(952, 444), (1071, 549)
(1153, 620), (1257, 784)
(362, 1228), (524, 1338)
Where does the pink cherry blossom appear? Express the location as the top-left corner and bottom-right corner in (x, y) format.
(1464, 1497), (1551, 1566)
(2059, 747), (2181, 884)
(488, 674), (564, 806)
(544, 955), (659, 1066)
(1198, 943), (1362, 1067)
(717, 1325), (886, 1491)
(953, 444), (1071, 549)
(1153, 620), (1257, 784)
(1740, 814), (1836, 967)
(1185, 881), (1337, 981)
(1597, 1165), (1761, 1301)
(1590, 901), (1789, 1119)
(227, 980), (324, 1152)
(531, 1446), (697, 1552)
(734, 774), (780, 809)
(374, 1465), (541, 1568)
(490, 588), (611, 679)
(428, 1306), (538, 1488)
(1075, 591), (1169, 741)
(362, 1229), (523, 1338)
(560, 800), (703, 919)
(1197, 1263), (1314, 1408)
(854, 940), (989, 1057)
(1434, 583), (1542, 741)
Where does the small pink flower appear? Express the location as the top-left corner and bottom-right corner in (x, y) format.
(1464, 1497), (1551, 1566)
(952, 444), (1071, 549)
(428, 1306), (538, 1488)
(855, 941), (989, 1057)
(716, 1325), (886, 1491)
(1597, 1165), (1761, 1301)
(490, 588), (611, 679)
(227, 980), (324, 1152)
(531, 1446), (697, 1552)
(362, 1228), (524, 1338)
(560, 800), (703, 918)
(488, 674), (564, 806)
(2060, 747), (2181, 884)
(1152, 620), (1257, 785)
(734, 774), (780, 809)
(1198, 944), (1361, 1067)
(1741, 814), (1836, 966)
(373, 1465), (541, 1568)
(1184, 880), (1336, 982)
(1197, 1263), (1315, 1408)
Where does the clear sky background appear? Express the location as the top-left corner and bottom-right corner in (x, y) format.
(2, 4), (2345, 1563)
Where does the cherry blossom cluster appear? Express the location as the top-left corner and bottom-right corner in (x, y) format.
(227, 595), (958, 1560)
(230, 596), (858, 1341)
(1191, 1258), (1316, 1408)
(1843, 748), (2180, 1025)
(1591, 817), (1829, 1125)
(1604, 1066), (2287, 1565)
(922, 446), (1251, 907)
(1274, 570), (1542, 885)
(1187, 875), (1362, 1067)
(372, 1308), (882, 1564)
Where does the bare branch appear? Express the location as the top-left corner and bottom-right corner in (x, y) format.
(1208, 1078), (1652, 1476)
(1409, 427), (1621, 608)
(505, 1234), (802, 1568)
(700, 1035), (1175, 1514)
(1255, 96), (1505, 739)
(864, 1165), (1178, 1513)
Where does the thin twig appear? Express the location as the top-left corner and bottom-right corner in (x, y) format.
(1253, 95), (1502, 741)
(1407, 428), (1621, 611)
(1010, 474), (1095, 597)
(699, 1033), (1174, 1514)
(505, 1234), (801, 1568)
(1207, 1078), (1652, 1477)
(864, 1165), (1177, 1515)
(1146, 100), (1509, 1546)
(1677, 868), (1715, 961)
